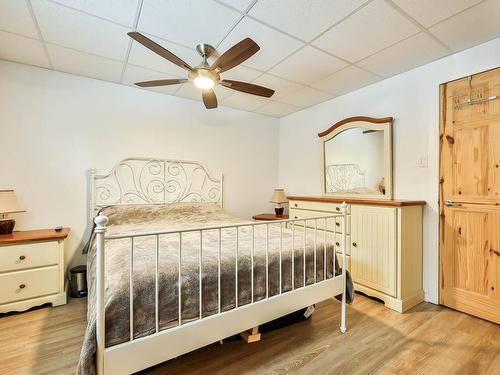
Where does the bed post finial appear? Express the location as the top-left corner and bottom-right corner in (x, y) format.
(94, 212), (108, 375)
(95, 213), (109, 229)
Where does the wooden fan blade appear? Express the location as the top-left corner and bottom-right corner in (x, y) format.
(135, 79), (188, 87)
(202, 89), (218, 109)
(128, 32), (194, 72)
(220, 80), (274, 98)
(211, 38), (259, 73)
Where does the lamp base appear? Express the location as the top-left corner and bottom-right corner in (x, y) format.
(0, 219), (15, 235)
(274, 207), (284, 216)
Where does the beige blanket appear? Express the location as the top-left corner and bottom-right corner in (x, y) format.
(77, 203), (353, 374)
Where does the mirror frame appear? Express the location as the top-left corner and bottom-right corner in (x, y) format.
(318, 116), (394, 200)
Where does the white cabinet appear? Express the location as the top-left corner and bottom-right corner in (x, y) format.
(351, 205), (396, 297)
(288, 197), (424, 312)
(0, 229), (69, 313)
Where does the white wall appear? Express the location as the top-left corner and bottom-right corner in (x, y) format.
(279, 37), (500, 304)
(0, 61), (279, 269)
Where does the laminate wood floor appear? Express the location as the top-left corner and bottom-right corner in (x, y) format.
(0, 294), (498, 375)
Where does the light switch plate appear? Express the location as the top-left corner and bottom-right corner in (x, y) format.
(417, 156), (428, 168)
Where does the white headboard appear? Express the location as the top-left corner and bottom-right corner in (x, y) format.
(90, 157), (223, 217)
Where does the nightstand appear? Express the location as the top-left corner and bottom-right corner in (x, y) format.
(0, 228), (70, 313)
(252, 214), (289, 221)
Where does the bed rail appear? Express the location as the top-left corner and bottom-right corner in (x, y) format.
(94, 203), (348, 375)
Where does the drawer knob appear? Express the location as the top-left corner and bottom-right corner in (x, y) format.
(335, 207), (340, 211)
(336, 222), (340, 227)
(19, 255), (26, 261)
(352, 242), (358, 247)
(19, 284), (26, 289)
(335, 242), (340, 246)
(294, 216), (298, 219)
(294, 203), (298, 207)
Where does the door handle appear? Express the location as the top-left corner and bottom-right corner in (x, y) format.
(444, 199), (462, 207)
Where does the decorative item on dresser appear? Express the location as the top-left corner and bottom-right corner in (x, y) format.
(0, 228), (70, 313)
(0, 190), (25, 235)
(270, 188), (289, 216)
(288, 196), (425, 313)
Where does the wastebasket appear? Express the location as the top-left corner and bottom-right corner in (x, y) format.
(69, 265), (87, 298)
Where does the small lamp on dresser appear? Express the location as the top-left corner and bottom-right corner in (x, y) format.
(270, 188), (288, 216)
(0, 190), (25, 235)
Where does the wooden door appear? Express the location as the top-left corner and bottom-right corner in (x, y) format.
(351, 205), (396, 297)
(439, 67), (500, 324)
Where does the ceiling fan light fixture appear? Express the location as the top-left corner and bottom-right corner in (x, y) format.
(194, 75), (215, 90)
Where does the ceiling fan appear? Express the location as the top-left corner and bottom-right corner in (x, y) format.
(127, 32), (275, 109)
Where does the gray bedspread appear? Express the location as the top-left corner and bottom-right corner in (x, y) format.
(77, 203), (353, 374)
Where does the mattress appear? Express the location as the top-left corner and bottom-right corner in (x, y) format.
(77, 203), (353, 374)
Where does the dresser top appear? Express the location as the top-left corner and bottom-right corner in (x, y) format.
(0, 228), (70, 245)
(287, 196), (426, 207)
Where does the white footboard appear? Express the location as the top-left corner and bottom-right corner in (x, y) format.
(94, 203), (349, 375)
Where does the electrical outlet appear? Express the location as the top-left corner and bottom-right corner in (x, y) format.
(417, 156), (428, 168)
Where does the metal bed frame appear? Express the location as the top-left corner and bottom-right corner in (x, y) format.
(90, 158), (348, 374)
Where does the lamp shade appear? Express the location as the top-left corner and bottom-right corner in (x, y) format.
(270, 188), (288, 204)
(0, 190), (25, 214)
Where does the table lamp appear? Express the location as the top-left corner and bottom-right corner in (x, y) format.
(0, 190), (25, 235)
(270, 188), (288, 216)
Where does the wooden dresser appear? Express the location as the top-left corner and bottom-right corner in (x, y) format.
(288, 196), (425, 312)
(0, 228), (70, 313)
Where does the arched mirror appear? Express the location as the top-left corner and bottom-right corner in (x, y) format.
(319, 116), (393, 199)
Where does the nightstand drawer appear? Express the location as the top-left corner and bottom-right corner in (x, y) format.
(0, 266), (59, 304)
(0, 241), (59, 273)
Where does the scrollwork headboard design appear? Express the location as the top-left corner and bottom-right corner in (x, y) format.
(90, 158), (223, 216)
(325, 163), (366, 192)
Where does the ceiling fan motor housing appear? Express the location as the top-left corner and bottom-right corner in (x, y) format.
(196, 43), (216, 58)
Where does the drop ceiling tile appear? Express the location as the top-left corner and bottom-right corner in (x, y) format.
(268, 46), (348, 85)
(219, 65), (263, 82)
(358, 32), (449, 77)
(122, 64), (182, 95)
(0, 31), (50, 68)
(47, 43), (124, 82)
(249, 0), (369, 41)
(138, 0), (241, 47)
(216, 0), (254, 12)
(128, 33), (200, 76)
(0, 0), (39, 38)
(279, 86), (333, 108)
(393, 0), (482, 28)
(312, 0), (420, 62)
(221, 92), (270, 111)
(218, 17), (304, 71)
(31, 0), (130, 61)
(311, 65), (380, 96)
(256, 101), (301, 117)
(175, 83), (233, 103)
(429, 0), (500, 52)
(251, 73), (303, 100)
(51, 0), (140, 27)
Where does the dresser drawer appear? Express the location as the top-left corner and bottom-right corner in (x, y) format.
(0, 241), (59, 273)
(288, 221), (351, 255)
(0, 266), (60, 304)
(289, 200), (351, 214)
(289, 208), (351, 234)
